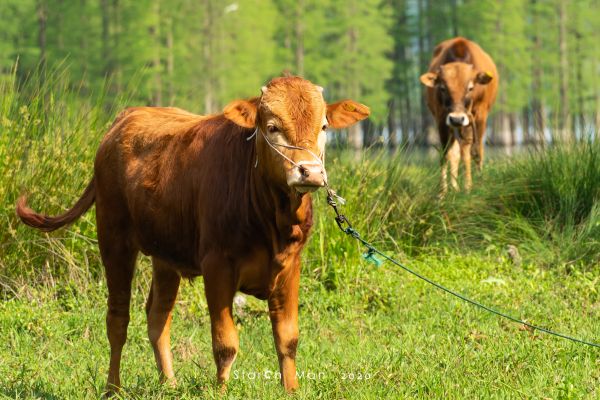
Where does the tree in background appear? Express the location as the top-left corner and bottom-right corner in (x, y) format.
(0, 0), (598, 147)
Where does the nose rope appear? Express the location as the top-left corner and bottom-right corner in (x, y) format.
(248, 127), (327, 183)
(247, 127), (346, 206)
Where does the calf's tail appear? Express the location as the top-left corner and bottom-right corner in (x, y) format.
(16, 177), (96, 232)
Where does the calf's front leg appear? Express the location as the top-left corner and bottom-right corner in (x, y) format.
(268, 258), (301, 392)
(447, 139), (461, 192)
(460, 141), (473, 192)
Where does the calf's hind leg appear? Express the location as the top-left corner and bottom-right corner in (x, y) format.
(202, 253), (239, 387)
(96, 205), (138, 394)
(475, 116), (488, 172)
(146, 258), (181, 385)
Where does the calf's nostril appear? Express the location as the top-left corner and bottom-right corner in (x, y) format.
(299, 166), (310, 178)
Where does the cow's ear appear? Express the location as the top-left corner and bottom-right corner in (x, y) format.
(475, 71), (494, 85)
(419, 72), (437, 88)
(223, 98), (258, 128)
(326, 100), (370, 129)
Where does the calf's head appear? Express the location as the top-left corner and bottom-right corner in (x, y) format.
(420, 62), (493, 128)
(224, 76), (369, 193)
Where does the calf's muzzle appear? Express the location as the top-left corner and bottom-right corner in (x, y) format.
(287, 161), (326, 193)
(446, 112), (469, 127)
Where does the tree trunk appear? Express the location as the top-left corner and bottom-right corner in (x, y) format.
(347, 21), (363, 150)
(202, 0), (216, 114)
(522, 107), (531, 145)
(530, 0), (545, 147)
(150, 0), (162, 106)
(57, 0), (64, 52)
(363, 120), (378, 147)
(489, 115), (497, 145)
(387, 98), (398, 149)
(596, 96), (600, 139)
(79, 0), (89, 92)
(112, 0), (122, 93)
(573, 22), (585, 140)
(166, 16), (175, 105)
(294, 0), (304, 76)
(416, 0), (429, 146)
(558, 0), (570, 141)
(37, 0), (47, 78)
(450, 0), (458, 37)
(497, 112), (512, 148)
(403, 79), (413, 146)
(101, 0), (111, 79)
(509, 113), (517, 147)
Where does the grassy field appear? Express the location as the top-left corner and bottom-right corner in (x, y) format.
(2, 72), (600, 399)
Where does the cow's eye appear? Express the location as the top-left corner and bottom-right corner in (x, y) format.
(467, 83), (474, 92)
(439, 85), (447, 93)
(322, 124), (328, 131)
(267, 125), (279, 133)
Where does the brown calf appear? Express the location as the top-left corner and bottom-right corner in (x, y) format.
(16, 76), (369, 393)
(420, 37), (498, 193)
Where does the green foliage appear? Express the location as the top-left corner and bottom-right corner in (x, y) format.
(2, 0), (599, 141)
(217, 0), (282, 102)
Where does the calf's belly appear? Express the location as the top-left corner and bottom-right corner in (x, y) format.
(235, 248), (271, 299)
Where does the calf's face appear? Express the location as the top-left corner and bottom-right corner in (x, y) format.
(420, 62), (493, 128)
(224, 77), (369, 193)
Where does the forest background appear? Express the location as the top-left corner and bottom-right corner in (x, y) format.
(2, 0), (598, 149)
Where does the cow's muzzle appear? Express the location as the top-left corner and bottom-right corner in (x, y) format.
(287, 161), (327, 193)
(446, 112), (469, 127)
(252, 127), (327, 194)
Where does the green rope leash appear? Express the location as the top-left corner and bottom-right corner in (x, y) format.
(325, 189), (600, 349)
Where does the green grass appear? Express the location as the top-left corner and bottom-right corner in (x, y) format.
(2, 256), (600, 399)
(2, 68), (600, 399)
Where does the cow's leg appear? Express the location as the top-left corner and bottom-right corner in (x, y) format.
(146, 258), (181, 385)
(461, 140), (473, 192)
(440, 158), (449, 197)
(268, 261), (301, 392)
(96, 204), (137, 394)
(202, 253), (239, 387)
(446, 139), (461, 191)
(475, 115), (488, 172)
(439, 123), (451, 197)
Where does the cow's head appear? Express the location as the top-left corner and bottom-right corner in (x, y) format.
(420, 62), (493, 128)
(224, 76), (369, 193)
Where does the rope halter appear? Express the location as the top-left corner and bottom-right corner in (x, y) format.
(247, 127), (328, 186)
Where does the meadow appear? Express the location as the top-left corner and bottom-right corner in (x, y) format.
(1, 72), (600, 399)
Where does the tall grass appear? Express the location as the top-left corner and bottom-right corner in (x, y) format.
(317, 141), (600, 271)
(2, 67), (600, 300)
(0, 65), (132, 294)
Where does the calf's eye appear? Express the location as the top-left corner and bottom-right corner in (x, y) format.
(322, 124), (328, 131)
(267, 125), (279, 133)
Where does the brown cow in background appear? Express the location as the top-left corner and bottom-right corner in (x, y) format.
(16, 76), (369, 393)
(420, 37), (498, 193)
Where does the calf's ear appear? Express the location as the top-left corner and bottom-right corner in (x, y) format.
(475, 71), (494, 85)
(419, 72), (437, 88)
(326, 100), (370, 129)
(224, 98), (258, 128)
